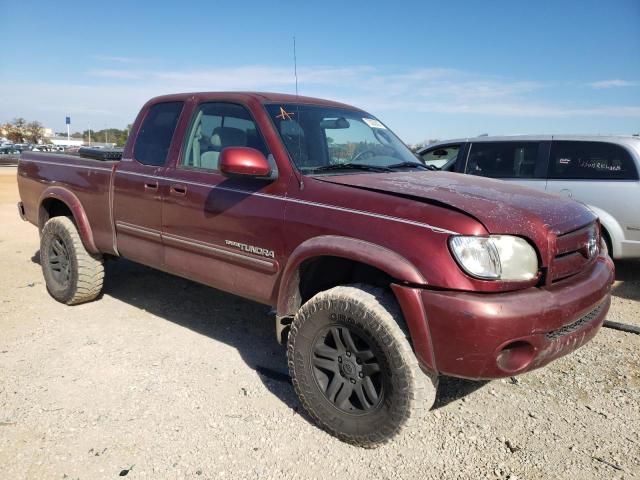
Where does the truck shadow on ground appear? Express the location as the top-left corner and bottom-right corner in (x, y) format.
(31, 252), (488, 416)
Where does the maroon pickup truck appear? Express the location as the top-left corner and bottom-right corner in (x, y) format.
(17, 92), (614, 446)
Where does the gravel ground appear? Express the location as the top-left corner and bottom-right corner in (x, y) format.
(0, 167), (638, 479)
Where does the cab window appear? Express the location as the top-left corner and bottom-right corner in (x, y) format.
(548, 141), (638, 180)
(133, 101), (184, 166)
(421, 145), (460, 169)
(465, 142), (540, 178)
(181, 103), (269, 171)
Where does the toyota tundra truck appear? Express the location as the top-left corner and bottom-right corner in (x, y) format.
(17, 92), (614, 447)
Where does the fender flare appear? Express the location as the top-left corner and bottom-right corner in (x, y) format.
(585, 204), (624, 258)
(276, 235), (427, 316)
(38, 186), (99, 254)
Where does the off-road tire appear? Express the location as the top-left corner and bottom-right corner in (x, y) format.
(287, 284), (437, 447)
(40, 216), (104, 305)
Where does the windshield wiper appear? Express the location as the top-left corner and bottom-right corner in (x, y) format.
(310, 163), (393, 173)
(386, 161), (435, 171)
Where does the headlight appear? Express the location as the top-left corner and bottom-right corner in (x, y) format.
(449, 235), (538, 281)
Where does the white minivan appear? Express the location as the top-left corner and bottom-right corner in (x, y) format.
(419, 135), (640, 259)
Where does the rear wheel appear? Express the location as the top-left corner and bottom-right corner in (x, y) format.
(287, 284), (437, 447)
(40, 216), (104, 305)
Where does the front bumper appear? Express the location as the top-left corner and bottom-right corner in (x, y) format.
(419, 255), (614, 379)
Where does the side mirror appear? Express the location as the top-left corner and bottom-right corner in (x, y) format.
(219, 147), (274, 180)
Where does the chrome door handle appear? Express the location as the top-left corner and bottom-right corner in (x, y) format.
(170, 184), (187, 196)
(144, 181), (158, 191)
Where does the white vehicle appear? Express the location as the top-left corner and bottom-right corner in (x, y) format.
(419, 135), (640, 259)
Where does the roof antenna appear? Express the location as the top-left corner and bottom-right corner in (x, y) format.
(293, 35), (299, 96)
(292, 35), (304, 190)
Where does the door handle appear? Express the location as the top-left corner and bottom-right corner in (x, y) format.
(144, 181), (158, 191)
(170, 184), (187, 196)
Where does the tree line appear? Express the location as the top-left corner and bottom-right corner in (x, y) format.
(55, 126), (132, 147)
(1, 118), (46, 144)
(1, 117), (131, 147)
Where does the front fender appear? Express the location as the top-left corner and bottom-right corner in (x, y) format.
(38, 186), (99, 254)
(277, 235), (427, 316)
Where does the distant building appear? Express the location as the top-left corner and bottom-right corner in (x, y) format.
(50, 137), (84, 147)
(49, 137), (116, 148)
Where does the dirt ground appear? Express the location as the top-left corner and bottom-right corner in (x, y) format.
(1, 166), (638, 479)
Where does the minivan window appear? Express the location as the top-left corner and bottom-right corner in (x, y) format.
(181, 102), (269, 171)
(548, 141), (639, 180)
(422, 145), (460, 169)
(465, 142), (540, 178)
(133, 101), (183, 166)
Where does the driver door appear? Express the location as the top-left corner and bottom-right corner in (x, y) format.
(161, 101), (286, 304)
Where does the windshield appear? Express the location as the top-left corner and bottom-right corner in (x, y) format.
(265, 103), (424, 174)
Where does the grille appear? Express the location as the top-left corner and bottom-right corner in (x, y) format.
(545, 302), (605, 340)
(550, 223), (598, 283)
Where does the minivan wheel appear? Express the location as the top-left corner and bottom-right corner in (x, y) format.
(40, 216), (104, 305)
(601, 228), (613, 258)
(287, 284), (437, 447)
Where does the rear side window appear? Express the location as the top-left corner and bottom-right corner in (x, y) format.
(548, 141), (638, 180)
(134, 101), (183, 166)
(422, 145), (460, 169)
(465, 142), (540, 178)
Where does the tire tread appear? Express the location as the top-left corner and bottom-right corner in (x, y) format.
(287, 283), (437, 447)
(41, 216), (104, 305)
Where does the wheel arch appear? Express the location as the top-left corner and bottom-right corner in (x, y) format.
(586, 204), (624, 259)
(38, 187), (99, 254)
(276, 235), (427, 317)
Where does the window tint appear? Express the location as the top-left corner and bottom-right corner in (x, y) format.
(465, 142), (540, 178)
(548, 141), (638, 180)
(134, 101), (183, 166)
(422, 145), (460, 169)
(181, 103), (269, 171)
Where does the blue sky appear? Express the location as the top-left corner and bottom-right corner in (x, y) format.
(1, 0), (639, 143)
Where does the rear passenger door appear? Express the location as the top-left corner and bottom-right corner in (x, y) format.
(463, 141), (549, 191)
(545, 141), (640, 249)
(113, 101), (183, 267)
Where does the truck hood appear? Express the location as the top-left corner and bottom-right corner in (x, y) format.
(318, 171), (596, 236)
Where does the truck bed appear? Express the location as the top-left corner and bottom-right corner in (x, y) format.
(18, 152), (119, 255)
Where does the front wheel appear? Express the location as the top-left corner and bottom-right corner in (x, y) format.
(287, 284), (437, 447)
(40, 216), (104, 305)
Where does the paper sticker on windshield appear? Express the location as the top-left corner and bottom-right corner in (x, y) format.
(275, 107), (295, 120)
(362, 118), (386, 129)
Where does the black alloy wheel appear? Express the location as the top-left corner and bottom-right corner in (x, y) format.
(311, 323), (383, 414)
(47, 234), (71, 288)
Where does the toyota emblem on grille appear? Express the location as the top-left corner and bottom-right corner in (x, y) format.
(586, 236), (597, 259)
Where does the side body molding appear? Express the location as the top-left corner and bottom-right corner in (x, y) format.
(38, 186), (99, 254)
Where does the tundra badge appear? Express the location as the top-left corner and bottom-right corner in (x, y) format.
(225, 240), (275, 258)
